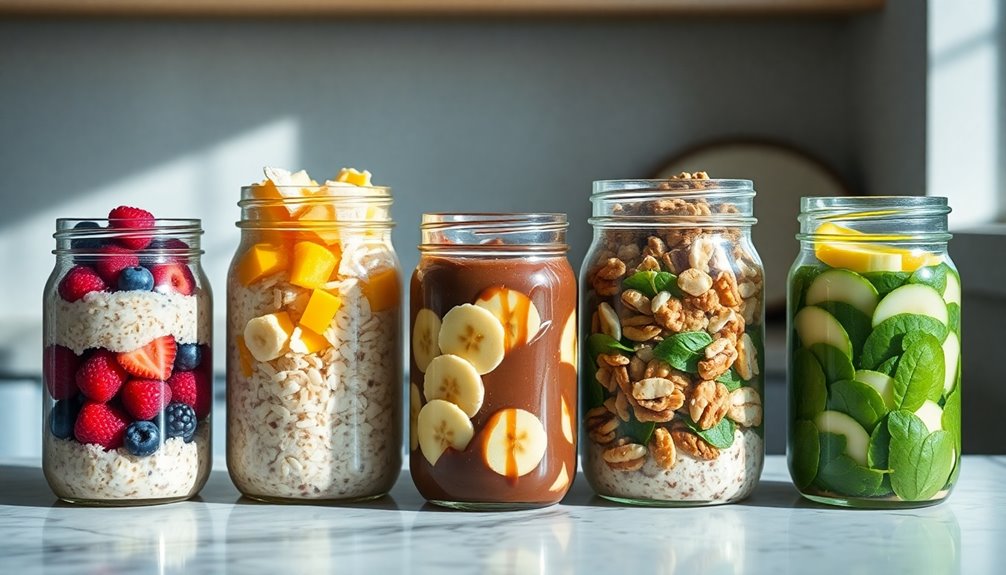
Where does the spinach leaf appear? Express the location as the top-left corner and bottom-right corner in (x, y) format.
(863, 271), (911, 296)
(682, 415), (736, 449)
(875, 355), (900, 377)
(893, 333), (944, 411)
(790, 265), (824, 312)
(793, 348), (828, 419)
(790, 419), (820, 490)
(816, 431), (886, 496)
(942, 386), (961, 453)
(653, 331), (713, 373)
(827, 380), (889, 432)
(587, 376), (606, 409)
(861, 313), (948, 370)
(815, 301), (872, 364)
(888, 410), (955, 501)
(716, 368), (743, 391)
(622, 415), (656, 445)
(908, 264), (949, 294)
(947, 303), (961, 337)
(867, 414), (892, 469)
(623, 270), (679, 298)
(809, 342), (855, 385)
(586, 333), (634, 360)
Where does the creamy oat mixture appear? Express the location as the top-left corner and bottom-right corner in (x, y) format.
(43, 425), (210, 502)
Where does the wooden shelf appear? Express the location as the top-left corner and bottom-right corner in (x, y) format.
(0, 0), (885, 18)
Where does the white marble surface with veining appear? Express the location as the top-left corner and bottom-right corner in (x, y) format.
(0, 456), (1003, 574)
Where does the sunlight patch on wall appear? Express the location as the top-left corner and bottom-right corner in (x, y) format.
(927, 0), (1000, 228)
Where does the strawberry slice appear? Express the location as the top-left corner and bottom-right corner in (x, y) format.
(151, 263), (196, 295)
(117, 336), (177, 380)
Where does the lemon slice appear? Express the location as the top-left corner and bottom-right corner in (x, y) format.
(813, 222), (936, 273)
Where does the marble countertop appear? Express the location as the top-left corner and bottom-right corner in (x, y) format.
(1, 456), (1002, 574)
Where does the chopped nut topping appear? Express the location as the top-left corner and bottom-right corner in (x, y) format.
(713, 270), (742, 308)
(624, 325), (662, 342)
(621, 289), (653, 316)
(697, 337), (738, 381)
(688, 380), (731, 430)
(602, 442), (647, 471)
(598, 302), (621, 341)
(672, 427), (720, 460)
(728, 386), (763, 427)
(678, 268), (714, 297)
(649, 427), (676, 470)
(586, 406), (619, 444)
(598, 352), (630, 367)
(735, 333), (760, 381)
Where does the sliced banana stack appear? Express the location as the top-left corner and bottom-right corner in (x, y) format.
(417, 399), (475, 466)
(548, 463), (570, 493)
(409, 383), (422, 451)
(243, 311), (296, 362)
(482, 408), (548, 478)
(474, 287), (542, 351)
(423, 354), (485, 417)
(560, 396), (574, 445)
(438, 304), (506, 375)
(412, 308), (442, 373)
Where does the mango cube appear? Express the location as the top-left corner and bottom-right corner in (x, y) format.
(236, 243), (289, 285)
(289, 326), (331, 354)
(335, 167), (373, 187)
(235, 335), (254, 377)
(299, 289), (342, 335)
(290, 241), (339, 289)
(363, 268), (399, 312)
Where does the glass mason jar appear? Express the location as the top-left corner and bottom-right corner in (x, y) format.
(788, 196), (960, 508)
(409, 214), (577, 510)
(42, 218), (212, 505)
(227, 183), (402, 502)
(581, 176), (765, 506)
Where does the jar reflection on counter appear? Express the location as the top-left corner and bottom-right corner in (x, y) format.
(580, 175), (765, 506)
(42, 218), (212, 505)
(409, 214), (577, 510)
(226, 182), (402, 503)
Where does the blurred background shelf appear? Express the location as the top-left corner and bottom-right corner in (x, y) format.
(0, 0), (885, 18)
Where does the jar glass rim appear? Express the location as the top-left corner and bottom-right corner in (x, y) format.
(53, 218), (204, 256)
(419, 212), (568, 255)
(797, 196), (952, 243)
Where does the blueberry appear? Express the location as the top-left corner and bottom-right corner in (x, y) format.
(174, 343), (202, 372)
(117, 266), (155, 292)
(164, 402), (197, 443)
(48, 397), (83, 439)
(71, 221), (107, 263)
(124, 420), (161, 456)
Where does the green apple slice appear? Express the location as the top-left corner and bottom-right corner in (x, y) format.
(941, 331), (960, 395)
(815, 410), (870, 466)
(943, 271), (961, 306)
(805, 269), (880, 316)
(794, 306), (853, 359)
(855, 369), (897, 409)
(871, 284), (948, 328)
(915, 400), (944, 434)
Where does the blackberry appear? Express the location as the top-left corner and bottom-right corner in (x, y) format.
(124, 420), (160, 457)
(163, 402), (197, 442)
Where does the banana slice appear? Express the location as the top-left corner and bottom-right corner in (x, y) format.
(548, 463), (570, 493)
(417, 399), (474, 466)
(423, 354), (485, 417)
(474, 287), (542, 352)
(243, 311), (296, 362)
(438, 304), (506, 374)
(482, 408), (548, 478)
(560, 396), (574, 444)
(559, 310), (577, 368)
(409, 383), (421, 451)
(412, 308), (442, 373)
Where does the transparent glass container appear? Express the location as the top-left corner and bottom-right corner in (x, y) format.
(581, 178), (765, 506)
(226, 184), (402, 502)
(42, 218), (212, 505)
(788, 196), (960, 508)
(409, 214), (577, 510)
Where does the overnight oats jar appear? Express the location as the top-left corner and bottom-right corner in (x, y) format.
(226, 167), (401, 502)
(581, 173), (765, 506)
(409, 213), (577, 510)
(42, 207), (212, 505)
(788, 196), (961, 508)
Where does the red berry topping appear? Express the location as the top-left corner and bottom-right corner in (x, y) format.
(167, 369), (212, 420)
(151, 263), (196, 295)
(108, 206), (156, 250)
(117, 336), (177, 380)
(74, 401), (130, 449)
(121, 379), (172, 421)
(94, 245), (140, 285)
(58, 265), (107, 302)
(44, 345), (81, 400)
(76, 350), (128, 402)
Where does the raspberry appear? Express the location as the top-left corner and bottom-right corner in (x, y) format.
(74, 401), (130, 449)
(151, 263), (196, 296)
(140, 238), (190, 266)
(121, 379), (172, 421)
(166, 369), (211, 420)
(57, 266), (107, 302)
(44, 344), (81, 400)
(108, 205), (156, 250)
(94, 245), (140, 285)
(76, 350), (128, 402)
